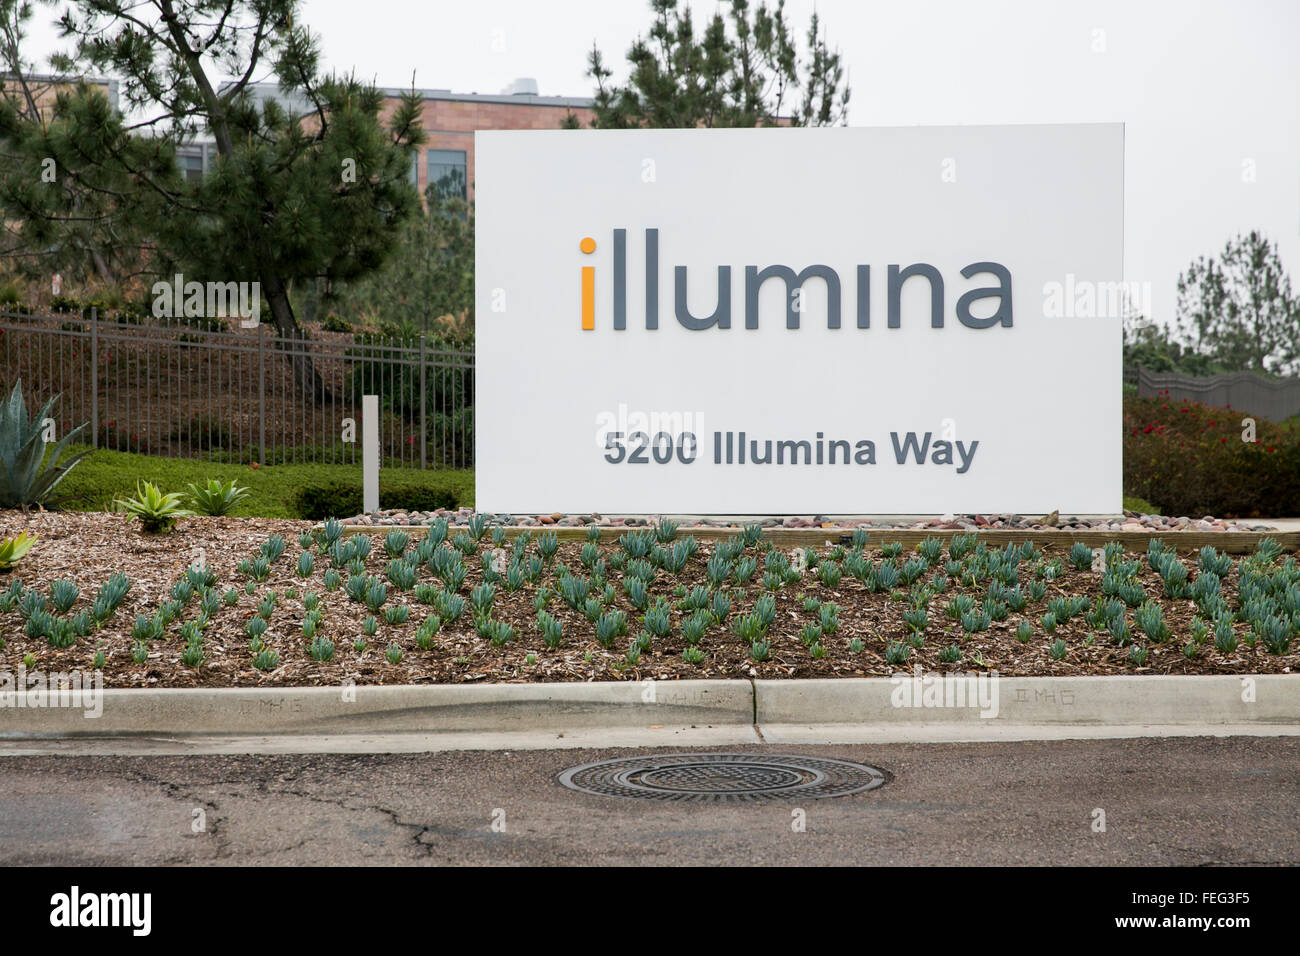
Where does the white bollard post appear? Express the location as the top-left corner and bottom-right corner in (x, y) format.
(363, 394), (379, 514)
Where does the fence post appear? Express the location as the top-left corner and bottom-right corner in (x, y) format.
(258, 321), (266, 465)
(90, 307), (99, 448)
(363, 394), (379, 513)
(419, 335), (427, 470)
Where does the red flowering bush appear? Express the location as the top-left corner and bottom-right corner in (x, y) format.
(1124, 392), (1300, 517)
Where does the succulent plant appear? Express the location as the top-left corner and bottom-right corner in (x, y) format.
(557, 576), (586, 611)
(643, 604), (671, 638)
(653, 518), (679, 543)
(733, 614), (764, 642)
(884, 641), (911, 666)
(48, 578), (78, 615)
(437, 590), (467, 622)
(486, 620), (516, 647)
(386, 559), (417, 592)
(1068, 541), (1094, 570)
(17, 590), (48, 619)
(0, 382), (87, 507)
(305, 634), (333, 662)
(364, 580), (388, 612)
(622, 577), (649, 612)
(1134, 601), (1171, 642)
(915, 536), (943, 562)
(382, 530), (410, 558)
(423, 517), (448, 546)
(535, 610), (563, 648)
(1256, 614), (1292, 655)
(873, 562), (901, 592)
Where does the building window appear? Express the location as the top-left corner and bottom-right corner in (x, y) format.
(426, 149), (467, 202)
(178, 152), (205, 182)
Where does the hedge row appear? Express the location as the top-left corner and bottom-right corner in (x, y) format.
(52, 446), (473, 519)
(1124, 393), (1300, 517)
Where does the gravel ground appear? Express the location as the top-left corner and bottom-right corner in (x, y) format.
(343, 507), (1276, 532)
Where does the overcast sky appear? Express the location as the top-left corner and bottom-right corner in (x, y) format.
(22, 0), (1300, 329)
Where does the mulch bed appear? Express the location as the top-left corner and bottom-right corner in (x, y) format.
(0, 510), (1295, 687)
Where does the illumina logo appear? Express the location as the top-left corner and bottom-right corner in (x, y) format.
(577, 229), (1013, 332)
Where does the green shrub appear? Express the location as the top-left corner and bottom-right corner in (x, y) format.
(291, 480), (459, 521)
(53, 446), (473, 518)
(1124, 393), (1300, 516)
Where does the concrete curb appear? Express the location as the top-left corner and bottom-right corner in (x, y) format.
(0, 680), (751, 737)
(754, 674), (1300, 726)
(2, 675), (1297, 743)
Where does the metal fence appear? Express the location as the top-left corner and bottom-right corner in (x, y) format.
(0, 309), (475, 468)
(1136, 366), (1300, 423)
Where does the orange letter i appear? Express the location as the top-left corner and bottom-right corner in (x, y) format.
(580, 236), (596, 330)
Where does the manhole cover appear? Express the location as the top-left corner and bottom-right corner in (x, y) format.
(558, 753), (888, 802)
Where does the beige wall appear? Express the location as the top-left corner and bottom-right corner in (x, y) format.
(391, 97), (595, 202)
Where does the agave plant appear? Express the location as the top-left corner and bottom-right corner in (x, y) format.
(0, 531), (38, 571)
(0, 381), (90, 508)
(115, 480), (193, 533)
(185, 478), (251, 516)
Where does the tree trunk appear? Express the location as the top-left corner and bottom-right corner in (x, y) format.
(158, 0), (330, 405)
(261, 271), (331, 402)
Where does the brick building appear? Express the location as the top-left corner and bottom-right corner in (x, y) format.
(0, 72), (119, 119)
(241, 78), (594, 202)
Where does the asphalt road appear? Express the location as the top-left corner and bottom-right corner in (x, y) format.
(0, 736), (1296, 865)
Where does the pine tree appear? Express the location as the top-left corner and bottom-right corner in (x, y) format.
(1, 0), (426, 398)
(569, 0), (850, 129)
(1176, 231), (1299, 376)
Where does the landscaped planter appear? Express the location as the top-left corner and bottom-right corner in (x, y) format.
(1, 510), (1298, 689)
